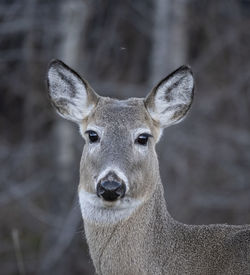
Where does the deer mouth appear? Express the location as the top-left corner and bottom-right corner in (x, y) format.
(79, 188), (140, 210)
(79, 188), (142, 224)
(78, 188), (143, 224)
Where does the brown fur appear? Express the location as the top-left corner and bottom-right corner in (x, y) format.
(47, 60), (250, 275)
(85, 184), (250, 274)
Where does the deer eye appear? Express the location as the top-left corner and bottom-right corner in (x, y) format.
(86, 130), (99, 143)
(135, 133), (152, 146)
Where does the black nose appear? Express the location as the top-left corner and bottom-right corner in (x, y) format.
(97, 181), (126, 201)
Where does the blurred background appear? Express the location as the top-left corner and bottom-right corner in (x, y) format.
(0, 0), (250, 274)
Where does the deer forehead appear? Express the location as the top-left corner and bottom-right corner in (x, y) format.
(85, 97), (158, 136)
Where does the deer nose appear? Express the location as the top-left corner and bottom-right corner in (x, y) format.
(96, 181), (126, 201)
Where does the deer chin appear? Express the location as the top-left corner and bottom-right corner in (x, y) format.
(78, 189), (142, 224)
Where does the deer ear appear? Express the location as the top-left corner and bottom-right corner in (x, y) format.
(145, 65), (194, 128)
(47, 59), (99, 123)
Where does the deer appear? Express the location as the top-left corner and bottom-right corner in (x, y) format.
(47, 59), (250, 275)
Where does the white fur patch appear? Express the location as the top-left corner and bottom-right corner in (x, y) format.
(85, 124), (104, 134)
(132, 127), (153, 152)
(132, 128), (152, 139)
(79, 124), (105, 154)
(78, 189), (142, 224)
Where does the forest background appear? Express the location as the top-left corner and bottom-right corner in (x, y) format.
(0, 0), (250, 274)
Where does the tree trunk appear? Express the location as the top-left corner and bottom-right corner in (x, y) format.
(40, 0), (90, 272)
(150, 0), (188, 85)
(56, 0), (89, 186)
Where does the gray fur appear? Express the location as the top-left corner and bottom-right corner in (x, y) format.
(47, 60), (250, 275)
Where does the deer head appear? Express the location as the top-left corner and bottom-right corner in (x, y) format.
(47, 60), (194, 224)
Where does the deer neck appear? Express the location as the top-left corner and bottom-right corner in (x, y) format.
(84, 182), (176, 274)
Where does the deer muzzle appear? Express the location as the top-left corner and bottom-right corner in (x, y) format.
(96, 181), (126, 201)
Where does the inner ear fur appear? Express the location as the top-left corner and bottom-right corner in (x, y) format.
(145, 65), (194, 128)
(47, 59), (99, 123)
